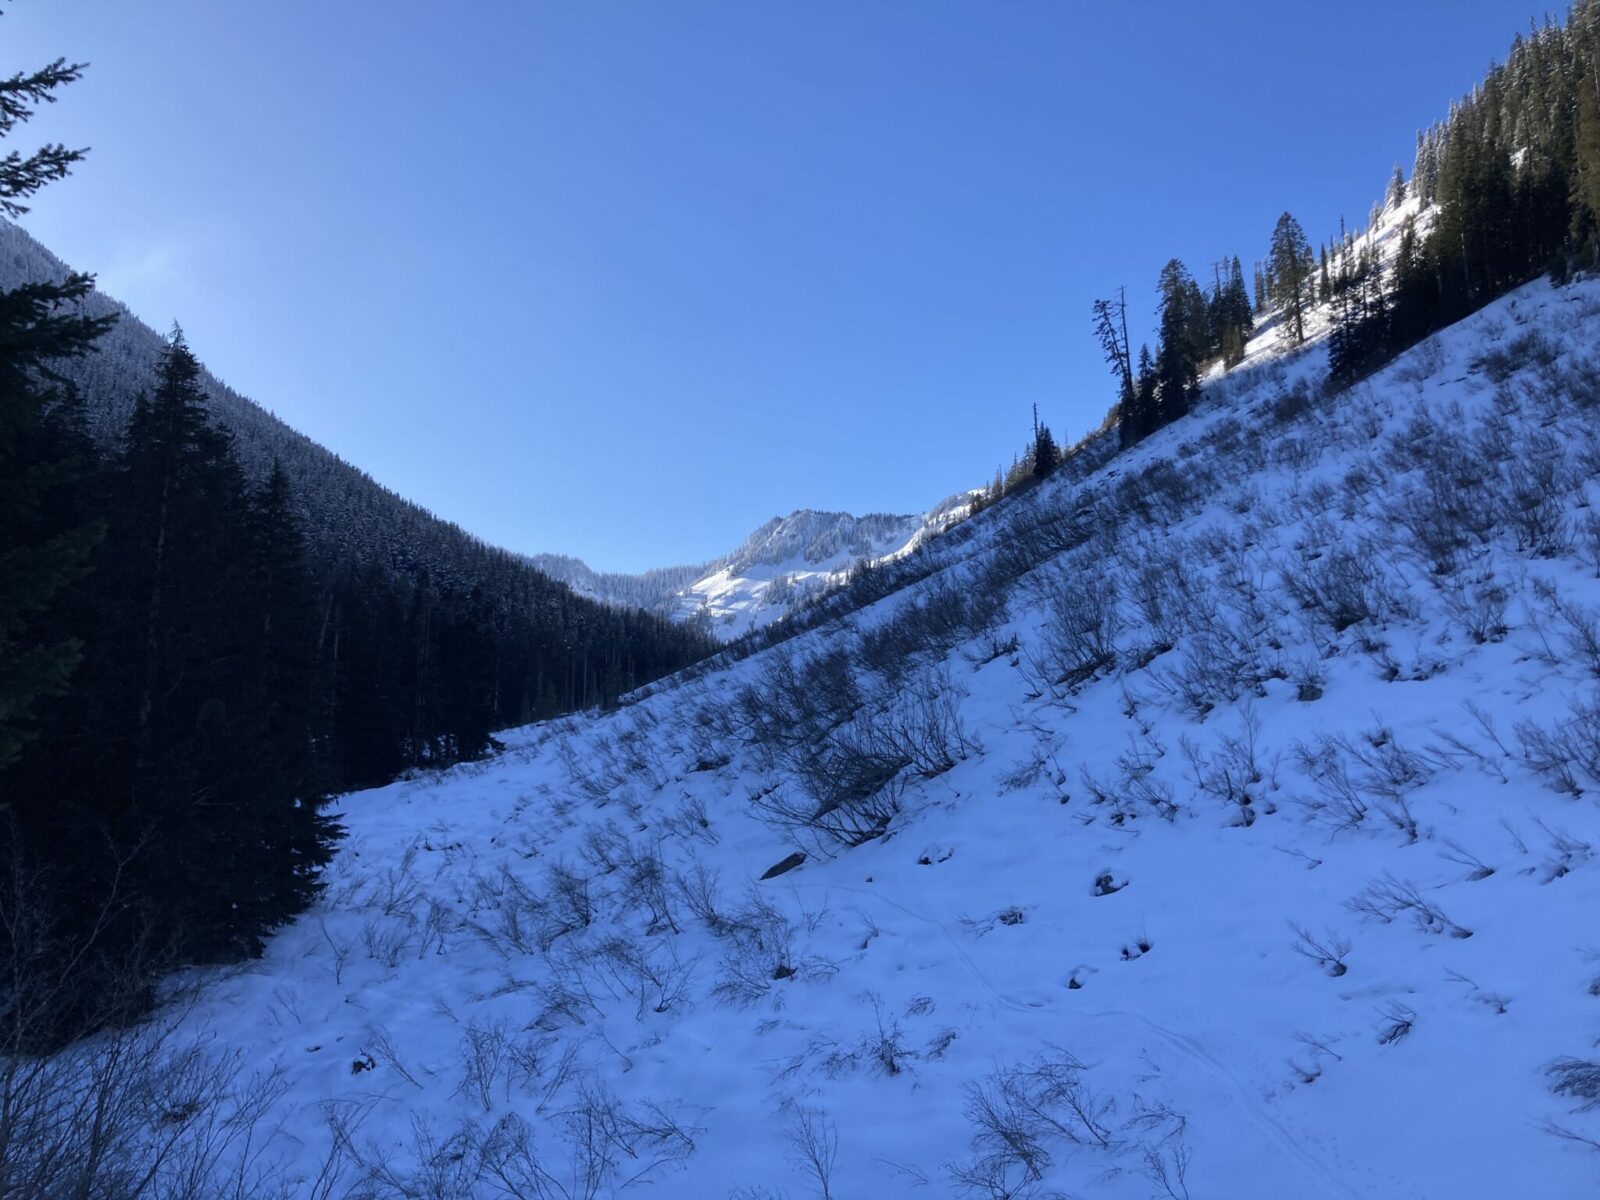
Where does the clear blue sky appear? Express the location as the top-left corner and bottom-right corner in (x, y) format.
(7, 1), (1548, 572)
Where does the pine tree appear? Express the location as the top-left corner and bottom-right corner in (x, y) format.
(1031, 404), (1059, 479)
(1575, 72), (1600, 260)
(1092, 289), (1135, 421)
(1388, 163), (1408, 209)
(1268, 212), (1314, 346)
(1154, 260), (1204, 427)
(240, 461), (339, 925)
(0, 58), (115, 773)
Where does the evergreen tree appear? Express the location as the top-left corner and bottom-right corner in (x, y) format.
(0, 58), (115, 773)
(1268, 212), (1315, 345)
(1154, 260), (1204, 427)
(1388, 163), (1408, 209)
(1575, 73), (1600, 259)
(1119, 343), (1158, 448)
(1031, 404), (1059, 479)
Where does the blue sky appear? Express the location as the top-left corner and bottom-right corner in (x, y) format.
(7, 1), (1549, 572)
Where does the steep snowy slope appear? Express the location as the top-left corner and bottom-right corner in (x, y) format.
(533, 499), (974, 641)
(61, 270), (1600, 1199)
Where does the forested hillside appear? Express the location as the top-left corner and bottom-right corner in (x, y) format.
(0, 59), (714, 1046)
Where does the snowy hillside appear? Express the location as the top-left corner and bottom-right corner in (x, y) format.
(48, 266), (1600, 1198)
(533, 500), (974, 641)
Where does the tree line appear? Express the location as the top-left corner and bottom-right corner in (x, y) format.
(1092, 1), (1600, 441)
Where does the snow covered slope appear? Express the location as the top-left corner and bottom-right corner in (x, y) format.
(97, 269), (1600, 1198)
(533, 499), (973, 641)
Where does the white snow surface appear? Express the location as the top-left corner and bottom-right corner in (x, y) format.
(135, 266), (1600, 1197)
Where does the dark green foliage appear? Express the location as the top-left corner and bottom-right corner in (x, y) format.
(1032, 421), (1059, 480)
(1356, 3), (1600, 368)
(1154, 259), (1207, 427)
(1269, 213), (1315, 346)
(0, 58), (114, 774)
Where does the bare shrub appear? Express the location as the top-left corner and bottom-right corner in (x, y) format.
(1180, 705), (1276, 825)
(1346, 874), (1471, 938)
(1548, 1058), (1600, 1110)
(1497, 430), (1571, 556)
(468, 1082), (697, 1199)
(859, 993), (915, 1077)
(712, 890), (826, 1007)
(1439, 570), (1511, 644)
(786, 1105), (839, 1200)
(616, 839), (679, 934)
(593, 934), (698, 1018)
(1281, 532), (1409, 633)
(1288, 923), (1351, 977)
(1029, 569), (1122, 689)
(1375, 1002), (1417, 1045)
(457, 1019), (513, 1112)
(1516, 692), (1600, 797)
(1295, 728), (1428, 842)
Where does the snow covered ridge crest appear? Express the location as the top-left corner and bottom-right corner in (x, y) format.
(533, 499), (974, 641)
(50, 274), (1600, 1197)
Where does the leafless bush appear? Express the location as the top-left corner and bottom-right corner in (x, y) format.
(366, 1025), (425, 1090)
(1548, 1057), (1600, 1110)
(1474, 328), (1560, 383)
(735, 649), (862, 771)
(1437, 839), (1496, 882)
(1115, 457), (1203, 528)
(671, 861), (727, 935)
(1439, 570), (1512, 644)
(1142, 1134), (1194, 1200)
(1294, 737), (1369, 832)
(859, 993), (915, 1077)
(1029, 569), (1122, 690)
(542, 863), (595, 947)
(1346, 874), (1471, 938)
(1125, 539), (1209, 653)
(615, 839), (679, 934)
(388, 1081), (700, 1200)
(361, 915), (414, 968)
(1382, 416), (1494, 575)
(593, 934), (698, 1018)
(873, 668), (979, 777)
(1516, 692), (1600, 797)
(1153, 614), (1281, 718)
(1497, 431), (1572, 556)
(467, 865), (541, 958)
(948, 1046), (1120, 1197)
(1534, 817), (1592, 882)
(1294, 728), (1429, 842)
(1532, 349), (1600, 412)
(660, 795), (717, 845)
(1374, 1001), (1417, 1045)
(755, 753), (906, 849)
(712, 891), (805, 1007)
(321, 920), (354, 985)
(1288, 923), (1351, 977)
(457, 1018), (513, 1112)
(859, 576), (1008, 680)
(0, 1014), (293, 1200)
(1281, 532), (1409, 633)
(785, 1105), (839, 1200)
(1181, 706), (1275, 825)
(365, 843), (423, 916)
